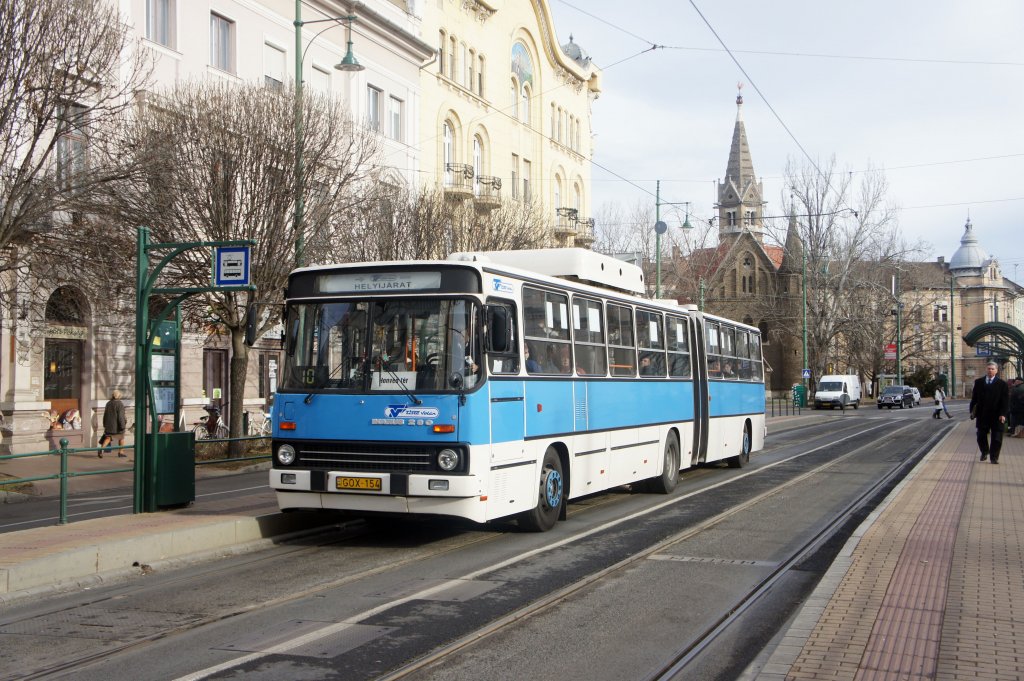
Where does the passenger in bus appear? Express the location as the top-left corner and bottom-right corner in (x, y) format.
(708, 358), (723, 377)
(525, 345), (542, 373)
(722, 360), (737, 379)
(555, 345), (573, 375)
(640, 355), (655, 375)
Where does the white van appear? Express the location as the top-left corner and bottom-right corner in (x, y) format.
(813, 374), (862, 410)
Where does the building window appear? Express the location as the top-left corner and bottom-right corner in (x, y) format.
(521, 84), (530, 125)
(522, 159), (531, 203)
(462, 42), (469, 87)
(511, 153), (519, 199)
(473, 136), (482, 194)
(443, 122), (454, 185)
(146, 0), (175, 47)
(367, 86), (382, 131)
(477, 54), (485, 95)
(510, 78), (518, 119)
(264, 42), (285, 90)
(388, 96), (403, 142)
(210, 13), (235, 73)
(933, 305), (948, 322)
(310, 65), (330, 93)
(56, 104), (88, 189)
(553, 178), (561, 224)
(438, 31), (446, 74)
(936, 335), (949, 352)
(727, 211), (736, 226)
(448, 36), (457, 80)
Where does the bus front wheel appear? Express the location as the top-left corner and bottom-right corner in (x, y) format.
(728, 423), (752, 468)
(518, 448), (564, 532)
(648, 434), (680, 494)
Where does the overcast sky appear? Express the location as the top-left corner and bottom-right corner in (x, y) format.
(547, 0), (1024, 283)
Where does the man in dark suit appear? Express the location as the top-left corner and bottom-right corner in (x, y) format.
(970, 361), (1010, 463)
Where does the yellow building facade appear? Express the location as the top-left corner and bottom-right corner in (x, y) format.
(419, 0), (601, 246)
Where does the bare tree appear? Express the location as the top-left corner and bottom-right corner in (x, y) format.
(0, 0), (150, 303)
(97, 81), (380, 447)
(758, 157), (920, 383)
(332, 183), (548, 263)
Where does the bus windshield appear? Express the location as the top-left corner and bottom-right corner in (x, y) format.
(281, 298), (481, 393)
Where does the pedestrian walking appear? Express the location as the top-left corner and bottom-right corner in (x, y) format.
(933, 386), (952, 419)
(99, 389), (128, 458)
(1010, 377), (1024, 437)
(969, 361), (1010, 463)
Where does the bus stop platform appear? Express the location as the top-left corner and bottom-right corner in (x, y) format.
(750, 418), (1024, 681)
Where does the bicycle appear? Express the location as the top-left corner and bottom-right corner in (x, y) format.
(246, 410), (272, 437)
(192, 405), (229, 440)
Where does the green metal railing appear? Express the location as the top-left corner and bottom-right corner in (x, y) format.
(0, 435), (270, 525)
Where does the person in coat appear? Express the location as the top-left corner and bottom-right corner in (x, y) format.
(99, 389), (128, 458)
(969, 361), (1010, 463)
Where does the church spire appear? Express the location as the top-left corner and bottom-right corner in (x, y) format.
(725, 84), (756, 188)
(717, 84), (766, 244)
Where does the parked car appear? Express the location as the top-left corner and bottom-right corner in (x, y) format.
(877, 385), (914, 409)
(908, 387), (921, 405)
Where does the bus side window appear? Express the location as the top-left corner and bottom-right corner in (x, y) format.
(607, 303), (635, 376)
(667, 315), (691, 378)
(486, 300), (519, 374)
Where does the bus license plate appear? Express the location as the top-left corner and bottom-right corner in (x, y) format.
(336, 476), (382, 491)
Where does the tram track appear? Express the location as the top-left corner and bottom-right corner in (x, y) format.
(369, 418), (949, 681)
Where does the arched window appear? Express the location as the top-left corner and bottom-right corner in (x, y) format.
(443, 122), (453, 185)
(554, 176), (562, 223)
(449, 36), (457, 79)
(45, 286), (84, 324)
(473, 135), (482, 194)
(551, 103), (557, 139)
(510, 78), (518, 118)
(510, 41), (534, 124)
(573, 183), (581, 213)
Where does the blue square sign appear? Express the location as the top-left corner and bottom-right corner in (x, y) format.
(214, 246), (250, 286)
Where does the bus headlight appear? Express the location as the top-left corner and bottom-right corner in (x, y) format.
(276, 444), (296, 466)
(437, 448), (459, 471)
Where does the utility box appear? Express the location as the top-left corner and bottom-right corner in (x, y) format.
(791, 384), (807, 408)
(150, 431), (195, 507)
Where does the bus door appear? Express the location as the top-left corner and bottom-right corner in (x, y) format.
(485, 301), (526, 452)
(689, 313), (709, 465)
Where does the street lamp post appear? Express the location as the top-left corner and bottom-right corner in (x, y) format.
(294, 3), (363, 267)
(653, 180), (691, 298)
(950, 275), (956, 397)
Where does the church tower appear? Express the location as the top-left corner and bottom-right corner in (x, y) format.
(717, 86), (766, 245)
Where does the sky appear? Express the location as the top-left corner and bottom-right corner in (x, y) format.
(547, 0), (1024, 284)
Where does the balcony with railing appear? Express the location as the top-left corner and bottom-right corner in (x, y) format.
(443, 163), (474, 200)
(554, 207), (578, 236)
(474, 175), (501, 211)
(574, 217), (595, 247)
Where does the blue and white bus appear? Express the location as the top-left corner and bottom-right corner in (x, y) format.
(267, 249), (765, 531)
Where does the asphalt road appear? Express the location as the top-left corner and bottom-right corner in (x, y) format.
(0, 404), (958, 681)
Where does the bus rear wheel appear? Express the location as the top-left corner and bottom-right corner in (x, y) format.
(518, 448), (564, 532)
(728, 423), (752, 468)
(648, 434), (680, 494)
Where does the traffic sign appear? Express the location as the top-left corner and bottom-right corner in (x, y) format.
(213, 246), (250, 286)
(975, 341), (991, 357)
(802, 368), (811, 379)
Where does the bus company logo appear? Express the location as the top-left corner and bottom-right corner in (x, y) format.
(385, 405), (440, 419)
(491, 278), (513, 294)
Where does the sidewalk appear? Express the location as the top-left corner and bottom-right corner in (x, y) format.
(752, 419), (1024, 681)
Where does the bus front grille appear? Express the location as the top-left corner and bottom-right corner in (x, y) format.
(298, 443), (435, 472)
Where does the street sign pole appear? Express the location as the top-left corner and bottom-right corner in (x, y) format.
(134, 228), (254, 513)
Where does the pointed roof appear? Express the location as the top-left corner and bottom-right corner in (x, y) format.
(780, 213), (804, 273)
(725, 90), (756, 190)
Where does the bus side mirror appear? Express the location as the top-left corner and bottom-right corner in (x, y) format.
(487, 306), (513, 353)
(244, 304), (258, 346)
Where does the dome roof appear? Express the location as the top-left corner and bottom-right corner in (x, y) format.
(561, 35), (591, 67)
(949, 218), (990, 274)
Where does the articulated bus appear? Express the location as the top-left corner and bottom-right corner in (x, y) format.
(267, 249), (765, 531)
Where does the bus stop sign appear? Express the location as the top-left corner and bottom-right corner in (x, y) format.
(214, 246), (250, 286)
